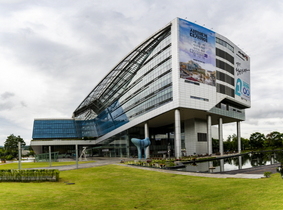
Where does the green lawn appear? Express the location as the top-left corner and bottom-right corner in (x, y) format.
(0, 164), (282, 210)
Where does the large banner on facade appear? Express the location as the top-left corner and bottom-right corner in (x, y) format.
(179, 19), (216, 86)
(235, 49), (250, 101)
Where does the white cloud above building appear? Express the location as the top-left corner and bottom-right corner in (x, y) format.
(0, 0), (283, 145)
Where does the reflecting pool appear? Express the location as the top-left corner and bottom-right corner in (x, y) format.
(177, 151), (283, 173)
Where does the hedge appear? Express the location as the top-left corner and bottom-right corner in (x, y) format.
(0, 169), (59, 182)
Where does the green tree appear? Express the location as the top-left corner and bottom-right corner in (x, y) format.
(265, 131), (283, 148)
(4, 134), (26, 159)
(0, 147), (6, 160)
(249, 132), (265, 149)
(224, 134), (238, 152)
(241, 137), (250, 150)
(212, 138), (219, 153)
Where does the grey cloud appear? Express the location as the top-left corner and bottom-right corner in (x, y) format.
(1, 92), (15, 100)
(0, 31), (79, 76)
(21, 101), (27, 107)
(0, 101), (14, 111)
(247, 106), (283, 119)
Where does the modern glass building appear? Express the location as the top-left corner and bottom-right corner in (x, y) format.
(31, 18), (250, 158)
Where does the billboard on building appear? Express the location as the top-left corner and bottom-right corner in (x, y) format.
(179, 18), (216, 86)
(235, 49), (250, 102)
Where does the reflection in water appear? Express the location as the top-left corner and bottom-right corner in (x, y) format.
(179, 151), (283, 173)
(238, 156), (242, 170)
(220, 159), (224, 172)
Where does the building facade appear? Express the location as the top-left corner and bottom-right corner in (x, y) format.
(31, 18), (250, 158)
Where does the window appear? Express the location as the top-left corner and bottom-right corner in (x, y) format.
(216, 59), (234, 75)
(216, 71), (234, 86)
(216, 84), (235, 97)
(216, 48), (234, 64)
(216, 37), (234, 53)
(198, 133), (207, 142)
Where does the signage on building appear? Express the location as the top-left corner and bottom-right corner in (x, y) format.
(179, 18), (216, 86)
(235, 50), (250, 101)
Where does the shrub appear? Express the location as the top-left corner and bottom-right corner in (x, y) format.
(264, 171), (272, 178)
(0, 169), (60, 182)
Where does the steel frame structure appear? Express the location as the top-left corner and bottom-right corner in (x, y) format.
(73, 24), (172, 120)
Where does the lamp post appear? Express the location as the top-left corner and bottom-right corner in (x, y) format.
(49, 146), (52, 167)
(76, 144), (78, 169)
(18, 142), (22, 170)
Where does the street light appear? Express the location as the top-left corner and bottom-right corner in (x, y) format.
(18, 142), (24, 170)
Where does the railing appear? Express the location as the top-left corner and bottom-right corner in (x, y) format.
(35, 152), (59, 162)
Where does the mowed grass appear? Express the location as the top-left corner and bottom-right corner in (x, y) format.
(0, 164), (283, 210)
(0, 161), (95, 169)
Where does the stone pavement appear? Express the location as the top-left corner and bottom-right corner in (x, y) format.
(27, 157), (271, 179)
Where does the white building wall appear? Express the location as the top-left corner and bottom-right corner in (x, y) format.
(171, 18), (181, 109)
(184, 119), (208, 155)
(179, 81), (217, 111)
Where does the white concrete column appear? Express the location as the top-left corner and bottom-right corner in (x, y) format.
(218, 118), (223, 155)
(75, 144), (78, 169)
(207, 115), (212, 155)
(174, 109), (181, 158)
(237, 121), (241, 153)
(49, 146), (52, 167)
(126, 135), (130, 158)
(144, 122), (150, 159)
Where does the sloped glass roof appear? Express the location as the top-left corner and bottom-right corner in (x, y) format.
(73, 24), (171, 119)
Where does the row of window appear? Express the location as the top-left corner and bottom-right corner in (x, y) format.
(190, 96), (209, 102)
(34, 129), (76, 134)
(216, 59), (234, 75)
(123, 60), (172, 101)
(120, 70), (172, 112)
(125, 85), (172, 120)
(216, 48), (234, 64)
(127, 90), (173, 120)
(216, 71), (234, 86)
(215, 102), (243, 113)
(146, 35), (171, 61)
(134, 46), (171, 79)
(143, 44), (171, 67)
(216, 84), (234, 97)
(216, 37), (234, 53)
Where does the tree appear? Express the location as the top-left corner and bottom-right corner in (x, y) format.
(212, 138), (219, 153)
(0, 147), (6, 160)
(4, 134), (26, 159)
(265, 131), (283, 148)
(249, 132), (265, 149)
(241, 137), (250, 150)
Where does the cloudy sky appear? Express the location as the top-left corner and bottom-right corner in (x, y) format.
(0, 0), (282, 145)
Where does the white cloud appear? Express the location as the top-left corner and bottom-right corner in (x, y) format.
(0, 0), (283, 145)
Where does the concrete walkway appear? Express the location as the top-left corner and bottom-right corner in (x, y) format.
(27, 157), (267, 179)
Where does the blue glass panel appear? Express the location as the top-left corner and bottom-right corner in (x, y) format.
(32, 119), (79, 139)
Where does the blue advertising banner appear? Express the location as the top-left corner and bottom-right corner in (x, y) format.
(179, 18), (216, 86)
